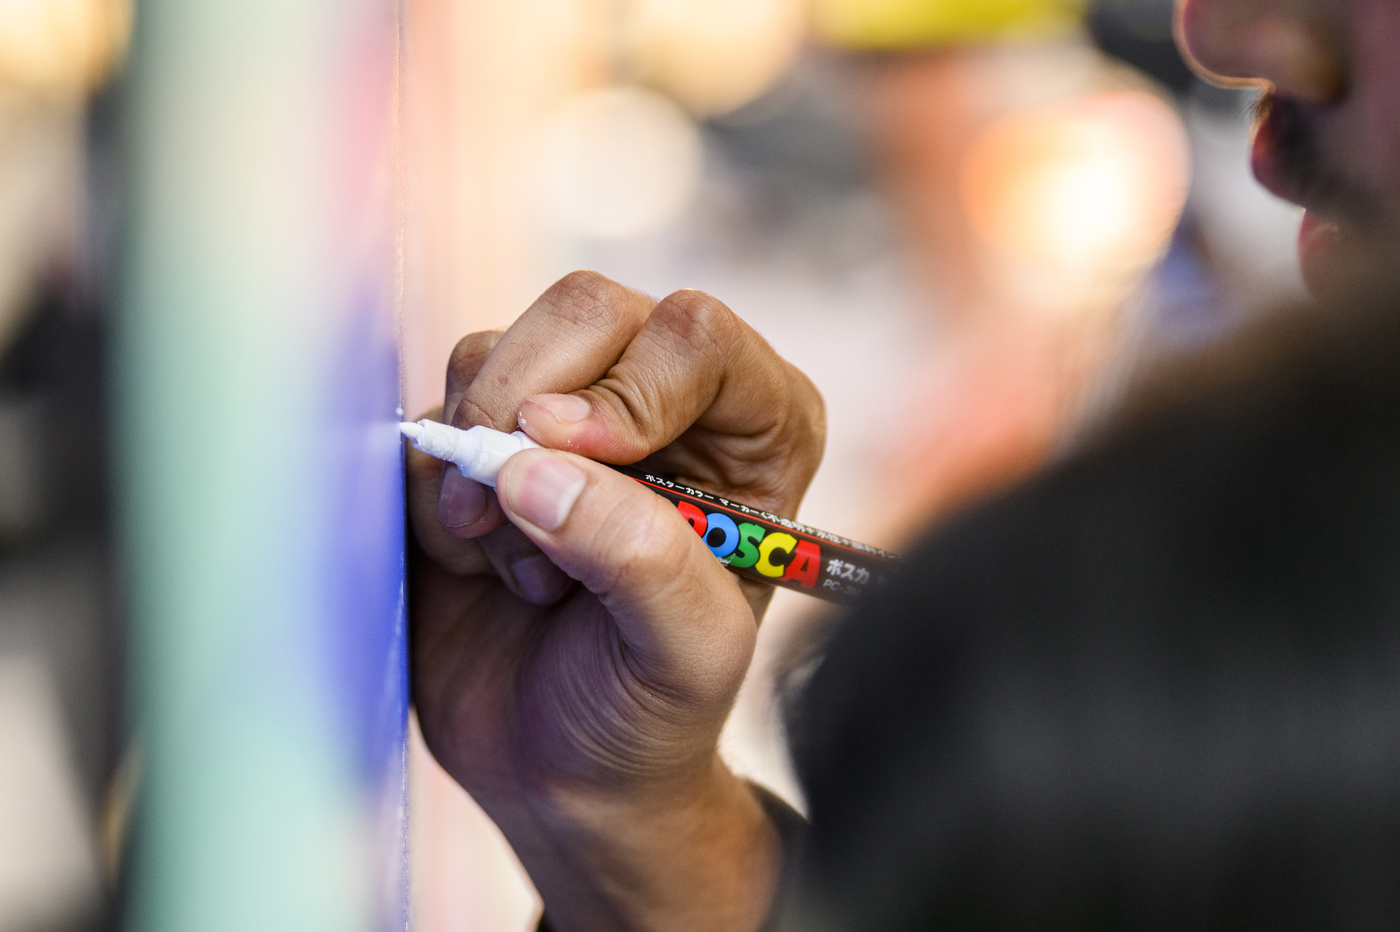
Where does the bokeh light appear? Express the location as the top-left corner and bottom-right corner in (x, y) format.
(622, 0), (806, 117)
(0, 0), (131, 94)
(539, 85), (702, 240)
(960, 89), (1190, 315)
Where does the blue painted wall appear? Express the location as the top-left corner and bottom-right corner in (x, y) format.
(117, 2), (408, 929)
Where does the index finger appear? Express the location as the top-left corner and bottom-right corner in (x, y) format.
(518, 288), (827, 517)
(448, 270), (658, 433)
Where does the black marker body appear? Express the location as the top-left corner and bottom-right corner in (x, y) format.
(615, 466), (897, 605)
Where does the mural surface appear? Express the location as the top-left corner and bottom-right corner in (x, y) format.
(118, 2), (408, 929)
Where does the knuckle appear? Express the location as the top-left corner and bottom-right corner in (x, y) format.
(651, 289), (735, 358)
(541, 270), (632, 331)
(789, 365), (827, 446)
(780, 375), (827, 479)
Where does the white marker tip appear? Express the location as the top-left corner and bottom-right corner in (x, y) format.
(399, 421), (423, 442)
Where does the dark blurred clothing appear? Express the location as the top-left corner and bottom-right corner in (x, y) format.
(781, 282), (1400, 931)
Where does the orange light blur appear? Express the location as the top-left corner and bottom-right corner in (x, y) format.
(960, 89), (1190, 316)
(0, 0), (132, 94)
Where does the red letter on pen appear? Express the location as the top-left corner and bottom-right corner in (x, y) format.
(677, 501), (707, 538)
(783, 540), (821, 589)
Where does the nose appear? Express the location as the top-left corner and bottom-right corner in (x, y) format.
(1175, 0), (1345, 102)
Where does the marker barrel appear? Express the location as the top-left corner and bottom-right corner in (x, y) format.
(615, 466), (896, 605)
(401, 420), (899, 604)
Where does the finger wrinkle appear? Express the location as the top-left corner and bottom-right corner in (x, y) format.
(603, 381), (651, 435)
(446, 331), (504, 385)
(605, 632), (728, 741)
(591, 378), (675, 458)
(453, 396), (507, 430)
(609, 637), (692, 724)
(541, 271), (638, 332)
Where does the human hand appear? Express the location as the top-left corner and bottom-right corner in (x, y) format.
(407, 271), (824, 931)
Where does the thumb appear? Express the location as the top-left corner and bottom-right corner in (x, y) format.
(495, 448), (756, 704)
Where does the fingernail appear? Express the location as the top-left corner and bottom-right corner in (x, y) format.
(508, 553), (573, 604)
(511, 455), (586, 531)
(524, 393), (591, 425)
(438, 467), (487, 528)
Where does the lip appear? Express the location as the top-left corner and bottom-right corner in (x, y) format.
(1250, 98), (1308, 209)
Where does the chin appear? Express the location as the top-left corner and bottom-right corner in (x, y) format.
(1297, 211), (1345, 299)
(1298, 211), (1400, 304)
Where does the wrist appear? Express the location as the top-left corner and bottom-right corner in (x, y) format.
(509, 754), (784, 932)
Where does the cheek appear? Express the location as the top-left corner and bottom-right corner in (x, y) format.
(1351, 0), (1400, 200)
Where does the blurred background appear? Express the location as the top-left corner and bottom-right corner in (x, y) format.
(399, 0), (1300, 927)
(0, 0), (1305, 930)
(0, 1), (129, 929)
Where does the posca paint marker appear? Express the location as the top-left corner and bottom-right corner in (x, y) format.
(400, 420), (897, 605)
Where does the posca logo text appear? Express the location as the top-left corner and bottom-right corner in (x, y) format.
(675, 502), (821, 589)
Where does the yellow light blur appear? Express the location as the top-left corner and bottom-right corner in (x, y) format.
(959, 90), (1190, 316)
(0, 0), (132, 95)
(621, 0), (806, 117)
(812, 0), (1087, 50)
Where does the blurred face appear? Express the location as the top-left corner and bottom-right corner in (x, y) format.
(1176, 0), (1400, 297)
